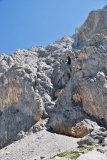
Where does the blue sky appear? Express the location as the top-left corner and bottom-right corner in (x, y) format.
(0, 0), (107, 55)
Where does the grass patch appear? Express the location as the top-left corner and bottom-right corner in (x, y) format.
(53, 151), (80, 159)
(56, 151), (69, 157)
(79, 146), (88, 151)
(70, 152), (80, 159)
(50, 145), (95, 159)
(87, 146), (93, 151)
(78, 145), (94, 152)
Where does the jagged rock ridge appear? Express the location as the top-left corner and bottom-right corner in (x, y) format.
(1, 5), (107, 148)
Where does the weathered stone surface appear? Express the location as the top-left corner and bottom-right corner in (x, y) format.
(1, 5), (107, 149)
(102, 137), (107, 146)
(76, 151), (106, 160)
(77, 127), (107, 146)
(72, 6), (107, 49)
(0, 63), (45, 148)
(49, 119), (101, 138)
(47, 5), (107, 138)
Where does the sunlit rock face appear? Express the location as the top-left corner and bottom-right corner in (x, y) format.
(0, 51), (45, 148)
(1, 5), (107, 148)
(72, 5), (107, 49)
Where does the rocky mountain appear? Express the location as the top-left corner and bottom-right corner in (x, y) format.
(1, 5), (107, 155)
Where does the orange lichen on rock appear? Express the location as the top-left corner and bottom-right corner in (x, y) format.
(70, 122), (89, 138)
(53, 121), (89, 138)
(73, 94), (82, 103)
(34, 115), (42, 122)
(101, 95), (105, 102)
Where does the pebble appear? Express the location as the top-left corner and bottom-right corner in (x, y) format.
(98, 147), (106, 153)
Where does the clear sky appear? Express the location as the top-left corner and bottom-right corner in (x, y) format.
(0, 0), (107, 55)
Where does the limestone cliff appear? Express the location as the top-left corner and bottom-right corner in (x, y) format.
(1, 5), (107, 148)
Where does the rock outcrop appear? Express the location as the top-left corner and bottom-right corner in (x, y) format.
(77, 127), (107, 146)
(1, 5), (107, 148)
(72, 5), (107, 48)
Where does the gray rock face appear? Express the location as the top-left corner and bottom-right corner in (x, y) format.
(72, 6), (107, 49)
(0, 51), (45, 148)
(102, 137), (107, 146)
(1, 5), (107, 148)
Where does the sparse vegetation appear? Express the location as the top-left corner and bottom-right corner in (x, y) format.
(50, 145), (95, 159)
(56, 151), (69, 157)
(79, 145), (94, 152)
(70, 151), (80, 159)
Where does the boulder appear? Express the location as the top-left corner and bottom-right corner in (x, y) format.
(49, 119), (101, 138)
(102, 137), (107, 146)
(77, 127), (107, 146)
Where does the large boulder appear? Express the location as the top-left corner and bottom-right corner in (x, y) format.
(77, 127), (107, 146)
(49, 118), (101, 138)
